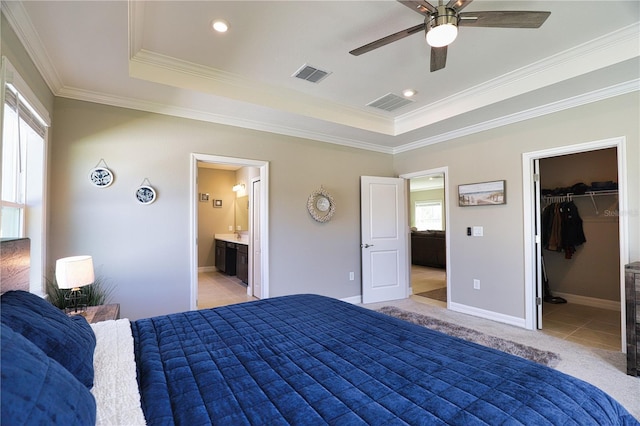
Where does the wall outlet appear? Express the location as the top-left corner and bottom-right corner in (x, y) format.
(472, 226), (483, 237)
(228, 225), (233, 231)
(473, 279), (480, 290)
(349, 272), (355, 281)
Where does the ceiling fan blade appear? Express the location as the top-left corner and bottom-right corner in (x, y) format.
(459, 11), (551, 28)
(446, 0), (473, 12)
(430, 46), (447, 72)
(397, 0), (436, 17)
(349, 23), (425, 56)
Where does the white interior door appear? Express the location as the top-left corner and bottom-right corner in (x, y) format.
(533, 159), (543, 329)
(251, 178), (262, 299)
(361, 176), (408, 304)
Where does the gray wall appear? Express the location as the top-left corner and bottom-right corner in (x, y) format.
(48, 98), (393, 319)
(394, 92), (640, 319)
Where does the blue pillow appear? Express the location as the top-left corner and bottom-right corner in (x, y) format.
(0, 290), (96, 388)
(1, 323), (97, 425)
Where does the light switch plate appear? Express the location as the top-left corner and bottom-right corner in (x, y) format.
(472, 226), (483, 237)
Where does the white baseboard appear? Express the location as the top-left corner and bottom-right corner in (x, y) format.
(341, 295), (362, 305)
(449, 302), (527, 329)
(552, 292), (621, 311)
(197, 266), (217, 273)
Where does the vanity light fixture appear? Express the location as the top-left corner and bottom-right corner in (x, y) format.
(232, 183), (245, 192)
(212, 19), (229, 33)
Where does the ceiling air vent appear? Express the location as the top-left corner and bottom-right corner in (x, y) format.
(292, 64), (331, 83)
(367, 93), (414, 112)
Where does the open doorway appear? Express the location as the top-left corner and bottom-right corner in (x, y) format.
(189, 154), (269, 311)
(522, 137), (628, 352)
(401, 168), (450, 307)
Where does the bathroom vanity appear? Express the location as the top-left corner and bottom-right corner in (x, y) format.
(214, 234), (249, 284)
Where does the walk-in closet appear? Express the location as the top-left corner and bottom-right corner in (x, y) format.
(539, 148), (621, 351)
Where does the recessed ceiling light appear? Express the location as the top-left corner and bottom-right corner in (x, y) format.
(212, 19), (229, 33)
(402, 89), (416, 97)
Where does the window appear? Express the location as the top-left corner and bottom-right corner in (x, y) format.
(1, 58), (49, 293)
(415, 201), (443, 231)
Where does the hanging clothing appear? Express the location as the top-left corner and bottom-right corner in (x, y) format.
(542, 200), (586, 259)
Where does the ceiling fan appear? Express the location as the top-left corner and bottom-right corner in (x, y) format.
(350, 0), (550, 72)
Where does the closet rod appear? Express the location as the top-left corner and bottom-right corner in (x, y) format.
(542, 190), (617, 215)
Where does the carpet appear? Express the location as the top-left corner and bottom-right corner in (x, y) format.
(415, 287), (447, 302)
(378, 306), (560, 367)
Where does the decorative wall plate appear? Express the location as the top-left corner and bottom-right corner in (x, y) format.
(135, 185), (156, 205)
(307, 186), (335, 223)
(89, 167), (113, 188)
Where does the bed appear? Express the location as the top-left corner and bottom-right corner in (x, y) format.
(1, 291), (638, 425)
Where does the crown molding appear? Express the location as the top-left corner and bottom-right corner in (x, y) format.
(394, 22), (640, 135)
(56, 86), (394, 154)
(1, 0), (63, 94)
(393, 79), (640, 154)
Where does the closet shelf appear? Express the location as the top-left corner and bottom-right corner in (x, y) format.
(542, 190), (618, 215)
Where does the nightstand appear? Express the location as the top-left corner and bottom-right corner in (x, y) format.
(69, 304), (120, 324)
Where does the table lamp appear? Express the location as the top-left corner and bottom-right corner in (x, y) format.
(55, 255), (94, 314)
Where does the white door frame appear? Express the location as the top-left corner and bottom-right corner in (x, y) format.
(189, 153), (270, 310)
(249, 176), (261, 298)
(522, 137), (628, 351)
(400, 167), (451, 308)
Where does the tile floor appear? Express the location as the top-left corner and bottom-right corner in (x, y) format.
(541, 302), (622, 351)
(197, 270), (256, 309)
(199, 265), (622, 352)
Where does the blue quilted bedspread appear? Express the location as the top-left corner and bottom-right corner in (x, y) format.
(131, 294), (637, 425)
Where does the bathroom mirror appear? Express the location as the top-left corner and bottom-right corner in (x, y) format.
(235, 195), (249, 231)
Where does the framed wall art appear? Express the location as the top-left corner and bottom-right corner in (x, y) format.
(135, 178), (157, 205)
(89, 159), (114, 188)
(458, 180), (506, 207)
(213, 199), (222, 208)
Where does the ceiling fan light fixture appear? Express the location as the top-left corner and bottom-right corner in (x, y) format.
(426, 23), (458, 47)
(425, 6), (459, 48)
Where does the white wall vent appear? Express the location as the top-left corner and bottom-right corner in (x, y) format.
(367, 93), (414, 112)
(292, 64), (331, 83)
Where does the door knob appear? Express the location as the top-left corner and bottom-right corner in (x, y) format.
(361, 243), (374, 248)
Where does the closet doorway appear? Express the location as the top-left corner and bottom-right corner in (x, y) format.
(401, 168), (451, 307)
(523, 138), (628, 352)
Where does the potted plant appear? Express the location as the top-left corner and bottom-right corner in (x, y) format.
(45, 273), (114, 310)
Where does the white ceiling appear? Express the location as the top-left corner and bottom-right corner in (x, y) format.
(3, 1), (639, 154)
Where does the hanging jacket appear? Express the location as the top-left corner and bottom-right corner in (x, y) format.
(560, 201), (586, 259)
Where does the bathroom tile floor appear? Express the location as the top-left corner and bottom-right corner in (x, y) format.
(197, 270), (256, 309)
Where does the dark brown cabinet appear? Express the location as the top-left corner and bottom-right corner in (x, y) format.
(237, 244), (248, 284)
(215, 239), (226, 273)
(625, 261), (640, 376)
(215, 239), (249, 282)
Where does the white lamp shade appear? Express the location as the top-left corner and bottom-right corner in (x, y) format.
(55, 256), (95, 290)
